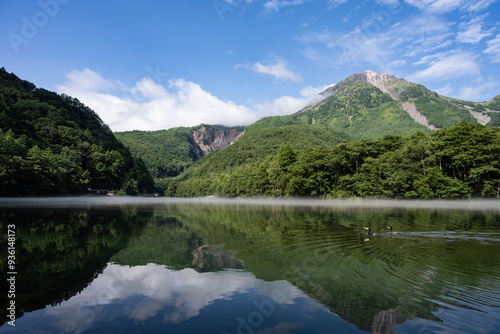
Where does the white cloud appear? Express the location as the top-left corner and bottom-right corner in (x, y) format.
(404, 0), (463, 13)
(236, 59), (302, 82)
(57, 68), (257, 132)
(44, 263), (309, 333)
(484, 34), (500, 63)
(57, 68), (327, 132)
(456, 14), (494, 44)
(460, 0), (498, 12)
(459, 79), (499, 101)
(375, 0), (400, 5)
(327, 0), (348, 8)
(403, 0), (497, 13)
(409, 52), (481, 81)
(262, 0), (310, 13)
(252, 84), (332, 116)
(435, 83), (453, 96)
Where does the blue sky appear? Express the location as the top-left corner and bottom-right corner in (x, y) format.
(1, 0), (500, 131)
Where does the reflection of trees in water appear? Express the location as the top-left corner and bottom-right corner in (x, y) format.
(0, 207), (151, 322)
(2, 204), (499, 333)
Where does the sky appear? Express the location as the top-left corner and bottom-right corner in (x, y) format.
(1, 0), (500, 132)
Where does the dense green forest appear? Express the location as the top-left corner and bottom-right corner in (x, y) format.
(116, 127), (202, 178)
(166, 122), (500, 198)
(0, 68), (154, 196)
(157, 125), (350, 193)
(115, 124), (245, 178)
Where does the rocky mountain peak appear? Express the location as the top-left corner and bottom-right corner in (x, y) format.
(362, 70), (397, 87)
(324, 70), (401, 97)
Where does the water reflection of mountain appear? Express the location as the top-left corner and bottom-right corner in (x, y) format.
(2, 202), (500, 333)
(112, 204), (500, 333)
(0, 207), (152, 323)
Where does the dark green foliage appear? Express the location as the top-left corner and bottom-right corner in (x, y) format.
(115, 124), (245, 179)
(165, 124), (350, 196)
(412, 95), (477, 128)
(483, 95), (500, 127)
(484, 94), (500, 110)
(167, 122), (500, 198)
(116, 128), (200, 178)
(397, 83), (437, 100)
(0, 67), (154, 196)
(488, 113), (500, 127)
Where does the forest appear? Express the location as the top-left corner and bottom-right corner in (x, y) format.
(0, 68), (154, 196)
(165, 122), (500, 199)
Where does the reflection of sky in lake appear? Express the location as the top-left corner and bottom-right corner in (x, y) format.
(4, 263), (368, 334)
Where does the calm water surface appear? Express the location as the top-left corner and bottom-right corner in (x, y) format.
(1, 198), (500, 334)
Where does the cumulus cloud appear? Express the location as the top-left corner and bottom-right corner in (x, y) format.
(252, 84), (332, 116)
(57, 68), (257, 132)
(44, 263), (308, 333)
(57, 68), (326, 132)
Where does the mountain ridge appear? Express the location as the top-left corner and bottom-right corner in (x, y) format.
(250, 70), (500, 135)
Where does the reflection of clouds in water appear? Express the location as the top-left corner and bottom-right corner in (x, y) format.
(44, 263), (307, 332)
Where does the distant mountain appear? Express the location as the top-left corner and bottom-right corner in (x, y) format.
(248, 70), (500, 138)
(115, 125), (245, 178)
(0, 68), (154, 196)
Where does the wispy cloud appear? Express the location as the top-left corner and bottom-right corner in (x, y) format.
(456, 14), (495, 44)
(409, 52), (481, 81)
(484, 34), (500, 63)
(236, 58), (302, 82)
(326, 0), (348, 8)
(262, 0), (310, 13)
(403, 0), (497, 13)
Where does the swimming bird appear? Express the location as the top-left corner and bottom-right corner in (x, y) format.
(363, 227), (381, 235)
(386, 226), (401, 234)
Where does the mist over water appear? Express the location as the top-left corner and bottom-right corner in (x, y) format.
(1, 196), (500, 212)
(1, 197), (499, 333)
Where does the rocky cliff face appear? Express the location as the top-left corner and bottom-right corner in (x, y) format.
(191, 125), (245, 156)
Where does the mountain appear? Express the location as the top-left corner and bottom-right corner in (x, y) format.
(164, 71), (500, 198)
(248, 70), (500, 138)
(115, 124), (245, 178)
(0, 68), (154, 196)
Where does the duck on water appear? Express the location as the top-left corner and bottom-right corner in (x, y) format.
(363, 226), (400, 235)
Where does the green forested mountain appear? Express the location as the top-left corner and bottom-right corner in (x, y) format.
(167, 122), (500, 198)
(0, 68), (154, 196)
(248, 71), (499, 137)
(115, 124), (245, 178)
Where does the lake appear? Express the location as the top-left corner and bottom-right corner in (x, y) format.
(1, 197), (500, 334)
